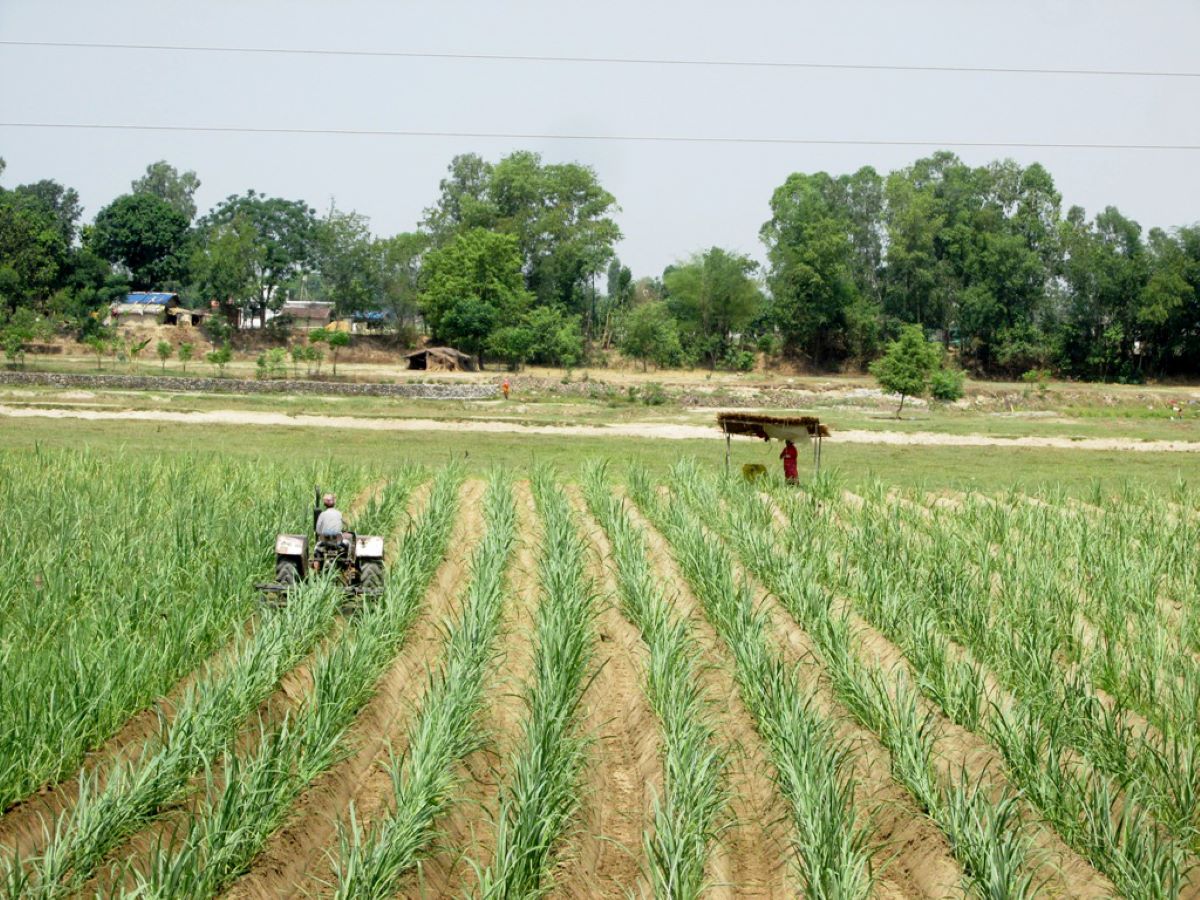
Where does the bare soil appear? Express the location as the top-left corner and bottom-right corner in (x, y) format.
(547, 489), (660, 898)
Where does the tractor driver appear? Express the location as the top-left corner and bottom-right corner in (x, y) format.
(316, 493), (347, 545)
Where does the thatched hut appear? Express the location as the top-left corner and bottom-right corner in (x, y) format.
(404, 347), (477, 372)
(716, 412), (830, 474)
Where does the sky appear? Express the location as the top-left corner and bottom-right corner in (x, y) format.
(2, 0), (1198, 278)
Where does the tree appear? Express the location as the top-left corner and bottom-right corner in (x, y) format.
(13, 180), (83, 245)
(420, 228), (532, 367)
(178, 341), (194, 372)
(326, 330), (350, 375)
(189, 214), (260, 319)
(869, 324), (943, 416)
(0, 190), (69, 310)
(132, 161), (201, 221)
(314, 207), (378, 317)
(1, 308), (52, 368)
(205, 343), (232, 375)
(664, 247), (762, 368)
(618, 300), (683, 370)
(422, 152), (621, 327)
(156, 340), (173, 372)
(486, 325), (536, 371)
(127, 337), (151, 371)
(199, 191), (317, 320)
(761, 172), (860, 366)
(91, 193), (190, 289)
(375, 232), (427, 342)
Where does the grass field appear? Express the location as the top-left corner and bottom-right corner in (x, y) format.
(1, 445), (1197, 897)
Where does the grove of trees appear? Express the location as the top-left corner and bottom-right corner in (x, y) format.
(1, 150), (1198, 379)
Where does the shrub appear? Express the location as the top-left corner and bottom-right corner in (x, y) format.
(930, 368), (965, 402)
(641, 382), (667, 406)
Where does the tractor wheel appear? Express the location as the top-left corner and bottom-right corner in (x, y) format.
(276, 559), (301, 587)
(360, 561), (384, 594)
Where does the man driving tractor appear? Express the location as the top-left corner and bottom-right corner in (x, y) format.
(315, 493), (348, 557)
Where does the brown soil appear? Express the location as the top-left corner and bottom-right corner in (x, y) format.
(224, 479), (486, 900)
(546, 489), (660, 898)
(411, 480), (543, 896)
(622, 496), (792, 897)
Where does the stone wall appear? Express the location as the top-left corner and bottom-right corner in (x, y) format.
(0, 371), (497, 400)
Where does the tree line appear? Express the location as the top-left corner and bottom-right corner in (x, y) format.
(1, 150), (1197, 379)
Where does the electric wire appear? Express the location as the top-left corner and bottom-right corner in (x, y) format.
(1, 39), (1198, 79)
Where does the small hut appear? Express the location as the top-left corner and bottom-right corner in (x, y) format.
(404, 347), (477, 372)
(111, 292), (184, 325)
(716, 412), (830, 475)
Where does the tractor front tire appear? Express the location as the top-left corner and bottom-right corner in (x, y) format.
(360, 561), (384, 593)
(276, 559), (301, 587)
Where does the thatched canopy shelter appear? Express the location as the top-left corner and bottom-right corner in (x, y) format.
(716, 412), (830, 474)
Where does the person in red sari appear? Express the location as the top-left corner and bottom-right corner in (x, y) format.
(780, 439), (799, 483)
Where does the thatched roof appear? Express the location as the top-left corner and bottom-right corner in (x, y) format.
(717, 412), (830, 440)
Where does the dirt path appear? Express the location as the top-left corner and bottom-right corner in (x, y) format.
(5, 403), (1200, 453)
(622, 497), (792, 898)
(549, 489), (659, 898)
(224, 479), (485, 900)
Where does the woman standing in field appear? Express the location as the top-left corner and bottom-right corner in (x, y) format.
(780, 439), (799, 484)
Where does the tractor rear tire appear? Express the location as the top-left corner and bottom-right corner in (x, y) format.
(360, 561), (384, 593)
(276, 559), (301, 587)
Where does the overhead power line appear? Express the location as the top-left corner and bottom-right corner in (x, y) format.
(2, 39), (1198, 79)
(1, 121), (1197, 151)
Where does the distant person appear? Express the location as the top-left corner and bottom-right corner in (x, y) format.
(780, 439), (799, 484)
(501, 378), (511, 400)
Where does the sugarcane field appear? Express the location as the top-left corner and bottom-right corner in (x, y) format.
(5, 2), (1200, 896)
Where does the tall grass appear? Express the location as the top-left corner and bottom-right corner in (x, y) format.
(331, 470), (515, 899)
(2, 572), (343, 900)
(770, 477), (1190, 897)
(473, 466), (596, 899)
(120, 466), (458, 898)
(676, 465), (1039, 898)
(581, 459), (727, 899)
(0, 449), (362, 812)
(628, 466), (875, 899)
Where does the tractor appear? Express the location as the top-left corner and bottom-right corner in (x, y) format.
(258, 488), (385, 606)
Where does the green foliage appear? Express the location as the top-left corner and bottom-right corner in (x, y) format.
(1, 308), (52, 367)
(486, 324), (535, 371)
(326, 330), (350, 375)
(664, 247), (762, 369)
(929, 367), (965, 402)
(198, 191), (317, 314)
(205, 343), (232, 375)
(155, 339), (172, 371)
(131, 161), (201, 221)
(869, 324), (943, 415)
(255, 347), (288, 379)
(420, 228), (532, 365)
(177, 341), (194, 372)
(91, 193), (190, 289)
(618, 300), (683, 371)
(423, 151), (621, 318)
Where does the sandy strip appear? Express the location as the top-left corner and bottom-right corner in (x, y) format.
(3, 403), (1199, 452)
